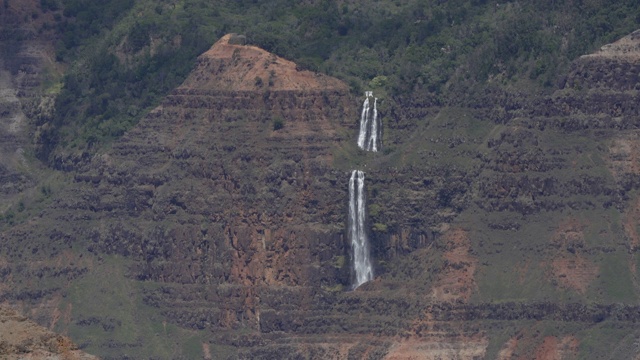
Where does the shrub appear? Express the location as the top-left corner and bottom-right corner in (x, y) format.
(373, 223), (388, 232)
(273, 117), (284, 130)
(369, 75), (388, 88)
(369, 203), (381, 217)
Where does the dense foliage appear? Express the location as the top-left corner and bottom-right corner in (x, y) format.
(43, 0), (640, 162)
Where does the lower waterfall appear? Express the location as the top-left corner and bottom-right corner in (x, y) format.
(349, 170), (374, 288)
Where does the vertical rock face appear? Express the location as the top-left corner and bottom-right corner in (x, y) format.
(92, 34), (353, 289)
(0, 34), (358, 349)
(5, 29), (640, 359)
(92, 39), (356, 336)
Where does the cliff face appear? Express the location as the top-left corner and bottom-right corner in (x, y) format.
(88, 33), (352, 286)
(0, 0), (58, 211)
(3, 30), (640, 359)
(0, 34), (360, 358)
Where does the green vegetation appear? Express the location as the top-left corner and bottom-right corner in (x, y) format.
(11, 2), (640, 354)
(578, 323), (640, 359)
(368, 203), (381, 217)
(598, 253), (637, 302)
(60, 256), (206, 359)
(322, 283), (344, 292)
(369, 75), (387, 89)
(272, 116), (284, 131)
(372, 223), (388, 232)
(41, 0), (640, 163)
(0, 210), (15, 225)
(332, 255), (346, 269)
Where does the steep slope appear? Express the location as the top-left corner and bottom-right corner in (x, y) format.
(237, 29), (640, 358)
(0, 305), (98, 359)
(3, 29), (640, 359)
(1, 33), (357, 358)
(0, 0), (60, 212)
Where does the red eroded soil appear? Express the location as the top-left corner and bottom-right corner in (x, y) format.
(430, 228), (478, 302)
(184, 34), (347, 92)
(548, 219), (598, 294)
(527, 336), (579, 360)
(497, 337), (518, 359)
(384, 337), (488, 360)
(0, 305), (97, 359)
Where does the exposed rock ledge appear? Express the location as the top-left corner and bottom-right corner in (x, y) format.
(585, 29), (640, 61)
(180, 33), (348, 91)
(0, 305), (98, 359)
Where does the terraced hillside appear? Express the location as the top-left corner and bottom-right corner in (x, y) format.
(1, 1), (640, 359)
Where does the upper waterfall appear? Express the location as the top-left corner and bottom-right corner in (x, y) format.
(356, 92), (380, 152)
(349, 170), (374, 288)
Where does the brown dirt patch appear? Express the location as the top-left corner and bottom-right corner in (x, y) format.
(202, 342), (212, 360)
(527, 336), (579, 360)
(0, 305), (97, 359)
(608, 135), (640, 179)
(497, 337), (518, 360)
(583, 29), (640, 62)
(623, 195), (640, 292)
(499, 332), (578, 360)
(550, 257), (597, 294)
(548, 219), (598, 294)
(184, 34), (348, 92)
(430, 228), (478, 302)
(384, 337), (488, 360)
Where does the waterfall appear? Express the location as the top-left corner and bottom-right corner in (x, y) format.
(357, 92), (380, 152)
(349, 170), (373, 288)
(369, 98), (378, 152)
(349, 92), (378, 288)
(356, 96), (370, 149)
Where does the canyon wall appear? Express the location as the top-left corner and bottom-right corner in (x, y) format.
(1, 24), (640, 359)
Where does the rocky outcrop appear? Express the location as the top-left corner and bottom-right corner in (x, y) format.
(0, 305), (98, 359)
(566, 29), (640, 91)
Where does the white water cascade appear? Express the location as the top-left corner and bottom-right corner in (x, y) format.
(349, 170), (374, 288)
(356, 91), (380, 152)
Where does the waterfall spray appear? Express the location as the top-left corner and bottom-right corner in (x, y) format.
(349, 170), (373, 288)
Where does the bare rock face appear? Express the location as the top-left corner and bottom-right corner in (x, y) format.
(0, 305), (98, 359)
(88, 33), (354, 289)
(185, 33), (347, 92)
(530, 29), (640, 132)
(6, 29), (640, 359)
(566, 29), (640, 91)
(1, 33), (357, 348)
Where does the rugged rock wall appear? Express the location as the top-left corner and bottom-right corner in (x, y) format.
(3, 29), (640, 359)
(1, 34), (361, 357)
